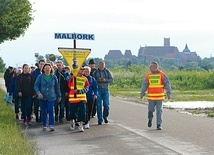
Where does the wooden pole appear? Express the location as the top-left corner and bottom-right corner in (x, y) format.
(73, 39), (77, 98)
(74, 39), (76, 48)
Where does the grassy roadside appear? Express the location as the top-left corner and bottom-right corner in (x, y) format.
(0, 89), (38, 155)
(110, 87), (214, 117)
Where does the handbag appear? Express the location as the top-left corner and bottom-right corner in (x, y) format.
(4, 93), (13, 106)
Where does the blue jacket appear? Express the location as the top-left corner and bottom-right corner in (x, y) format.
(86, 75), (98, 100)
(9, 76), (19, 98)
(34, 74), (61, 101)
(31, 68), (41, 80)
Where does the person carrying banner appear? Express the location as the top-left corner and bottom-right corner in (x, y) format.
(68, 67), (89, 132)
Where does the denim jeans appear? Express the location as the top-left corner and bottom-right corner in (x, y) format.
(39, 100), (55, 127)
(69, 101), (86, 122)
(97, 90), (110, 123)
(54, 93), (66, 120)
(148, 101), (163, 125)
(21, 96), (32, 121)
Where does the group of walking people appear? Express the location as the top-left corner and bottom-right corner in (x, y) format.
(4, 59), (172, 131)
(4, 58), (114, 132)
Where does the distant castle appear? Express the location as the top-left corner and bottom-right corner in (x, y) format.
(104, 38), (201, 65)
(104, 49), (133, 61)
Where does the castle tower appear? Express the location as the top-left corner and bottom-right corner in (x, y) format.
(183, 44), (190, 53)
(164, 38), (170, 47)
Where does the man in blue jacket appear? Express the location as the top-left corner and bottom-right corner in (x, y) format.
(54, 60), (69, 123)
(31, 59), (45, 123)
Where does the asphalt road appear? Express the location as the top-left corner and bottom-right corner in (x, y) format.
(1, 78), (214, 155)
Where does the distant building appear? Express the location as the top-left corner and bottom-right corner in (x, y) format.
(104, 50), (133, 62)
(138, 38), (201, 65)
(124, 50), (132, 58)
(104, 38), (201, 65)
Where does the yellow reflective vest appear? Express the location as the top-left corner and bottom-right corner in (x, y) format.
(146, 71), (165, 101)
(68, 76), (88, 103)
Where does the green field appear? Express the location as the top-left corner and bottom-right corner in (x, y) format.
(110, 65), (214, 102)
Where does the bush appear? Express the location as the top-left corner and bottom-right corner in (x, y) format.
(111, 65), (214, 90)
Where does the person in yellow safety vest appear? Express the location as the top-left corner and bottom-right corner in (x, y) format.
(68, 67), (89, 132)
(140, 61), (171, 130)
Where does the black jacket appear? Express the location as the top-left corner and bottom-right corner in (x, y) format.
(54, 69), (69, 93)
(16, 73), (35, 97)
(4, 69), (14, 88)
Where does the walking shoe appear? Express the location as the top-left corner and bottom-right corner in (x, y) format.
(59, 119), (64, 123)
(50, 126), (55, 132)
(84, 123), (90, 129)
(75, 122), (79, 126)
(104, 119), (108, 124)
(38, 119), (42, 123)
(36, 118), (39, 123)
(27, 120), (32, 125)
(16, 114), (19, 120)
(55, 115), (58, 122)
(78, 125), (84, 132)
(23, 121), (27, 125)
(70, 120), (75, 130)
(148, 120), (152, 128)
(42, 126), (47, 131)
(98, 122), (102, 125)
(157, 124), (162, 130)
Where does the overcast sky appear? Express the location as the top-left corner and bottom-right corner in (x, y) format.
(1, 0), (214, 67)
